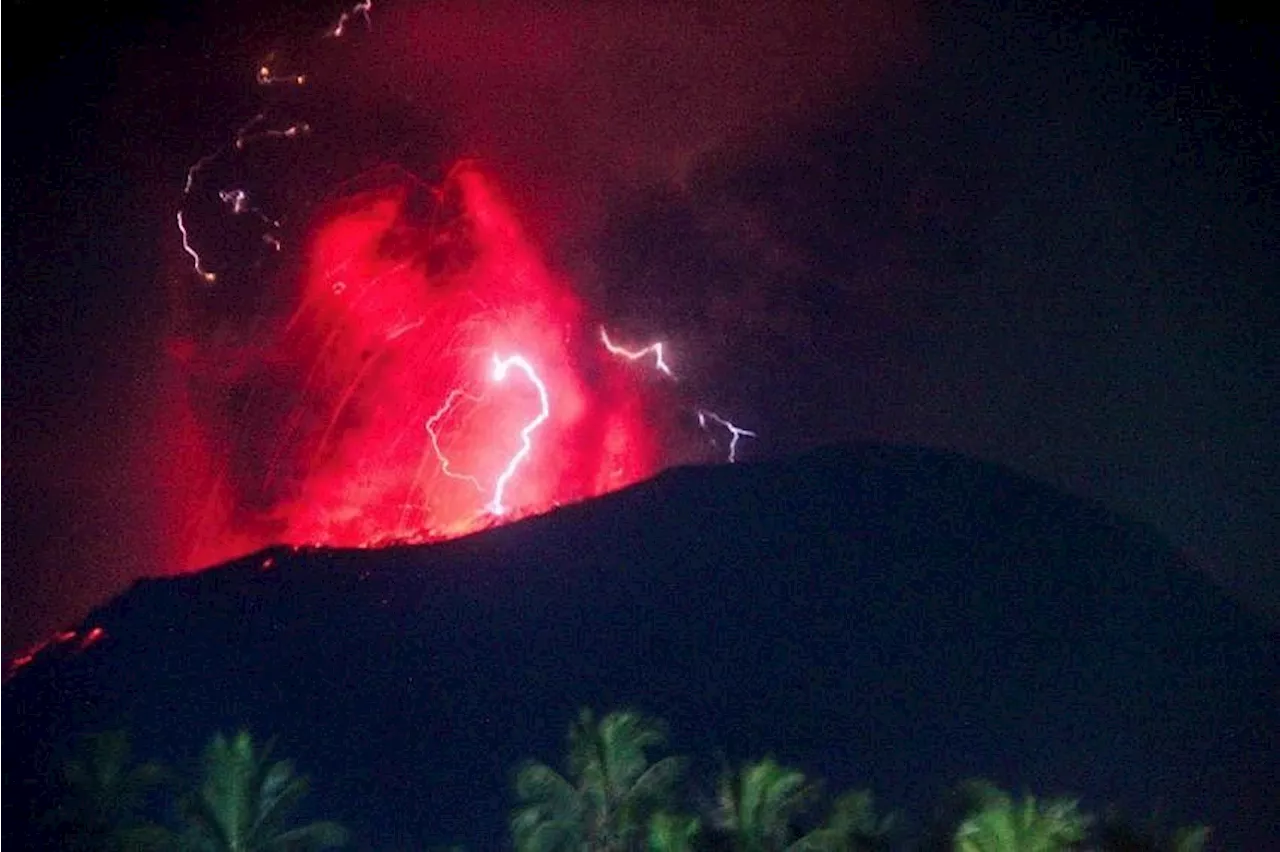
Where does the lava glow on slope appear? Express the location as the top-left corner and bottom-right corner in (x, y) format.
(178, 164), (664, 569)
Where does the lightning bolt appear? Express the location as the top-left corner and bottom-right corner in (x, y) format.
(178, 115), (306, 282)
(234, 115), (312, 151)
(184, 153), (218, 194)
(219, 188), (282, 224)
(386, 316), (425, 341)
(487, 355), (550, 516)
(328, 0), (373, 38)
(425, 389), (486, 493)
(422, 354), (551, 518)
(219, 188), (284, 249)
(256, 61), (307, 86)
(599, 325), (759, 462)
(176, 211), (216, 282)
(178, 153), (219, 282)
(599, 325), (760, 462)
(600, 326), (676, 379)
(697, 409), (757, 463)
(175, 0), (373, 285)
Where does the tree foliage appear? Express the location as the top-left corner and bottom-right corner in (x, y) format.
(1095, 810), (1210, 852)
(713, 757), (824, 852)
(799, 790), (896, 852)
(512, 708), (688, 852)
(952, 784), (1090, 852)
(179, 730), (348, 852)
(44, 730), (174, 852)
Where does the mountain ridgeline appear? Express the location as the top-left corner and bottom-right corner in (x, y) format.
(5, 444), (1276, 849)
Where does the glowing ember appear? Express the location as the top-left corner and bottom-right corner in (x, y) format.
(5, 627), (107, 680)
(80, 627), (106, 650)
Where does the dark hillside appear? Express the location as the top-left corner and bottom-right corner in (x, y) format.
(5, 444), (1275, 848)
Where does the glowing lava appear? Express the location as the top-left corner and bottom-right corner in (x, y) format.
(177, 165), (664, 567)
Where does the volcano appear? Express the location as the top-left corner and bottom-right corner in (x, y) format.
(5, 445), (1276, 849)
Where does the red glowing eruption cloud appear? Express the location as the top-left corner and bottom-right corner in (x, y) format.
(181, 165), (661, 568)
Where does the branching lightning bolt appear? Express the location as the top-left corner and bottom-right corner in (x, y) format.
(177, 113), (307, 281)
(219, 188), (284, 249)
(599, 325), (759, 463)
(697, 409), (757, 463)
(487, 355), (550, 516)
(599, 326), (676, 379)
(423, 354), (551, 518)
(174, 1), (373, 284)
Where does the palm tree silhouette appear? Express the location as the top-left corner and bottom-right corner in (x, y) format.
(45, 729), (173, 852)
(1094, 810), (1209, 852)
(649, 811), (703, 852)
(712, 757), (826, 852)
(179, 730), (348, 851)
(800, 790), (896, 852)
(512, 708), (688, 852)
(952, 783), (1090, 852)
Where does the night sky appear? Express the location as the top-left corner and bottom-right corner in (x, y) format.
(4, 0), (1277, 657)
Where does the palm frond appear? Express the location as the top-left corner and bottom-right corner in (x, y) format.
(515, 708), (684, 852)
(1170, 825), (1209, 852)
(264, 820), (349, 851)
(955, 789), (1090, 852)
(649, 811), (701, 852)
(624, 756), (687, 816)
(715, 758), (821, 852)
(182, 730), (346, 852)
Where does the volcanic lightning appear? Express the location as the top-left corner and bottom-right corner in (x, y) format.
(599, 326), (759, 463)
(599, 326), (676, 379)
(697, 409), (757, 463)
(234, 116), (312, 151)
(328, 0), (373, 38)
(423, 354), (555, 520)
(425, 389), (485, 494)
(176, 211), (216, 282)
(486, 355), (551, 516)
(257, 62), (307, 86)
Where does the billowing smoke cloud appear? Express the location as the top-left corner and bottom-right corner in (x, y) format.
(358, 1), (922, 221)
(151, 0), (926, 571)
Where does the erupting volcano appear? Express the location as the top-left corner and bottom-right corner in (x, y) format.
(176, 164), (671, 569)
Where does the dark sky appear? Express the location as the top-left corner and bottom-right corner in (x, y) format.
(4, 0), (1278, 655)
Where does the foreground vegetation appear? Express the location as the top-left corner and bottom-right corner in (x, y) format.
(43, 729), (347, 852)
(41, 709), (1209, 851)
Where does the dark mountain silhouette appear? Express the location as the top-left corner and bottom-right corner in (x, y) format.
(5, 444), (1276, 849)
